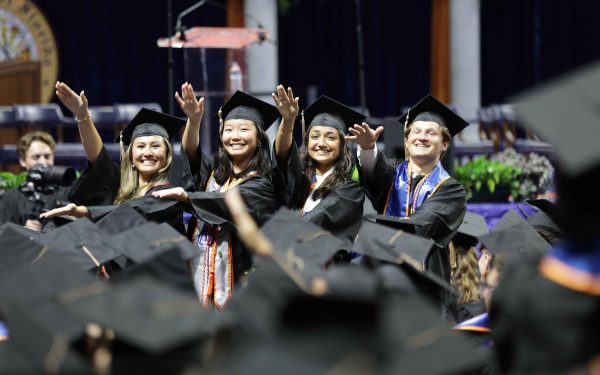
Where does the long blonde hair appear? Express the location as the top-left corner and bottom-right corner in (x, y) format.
(113, 137), (173, 204)
(451, 245), (481, 304)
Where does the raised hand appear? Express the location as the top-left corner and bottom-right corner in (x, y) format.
(151, 187), (190, 203)
(346, 122), (384, 150)
(272, 84), (299, 123)
(55, 81), (89, 118)
(40, 203), (88, 219)
(175, 82), (204, 124)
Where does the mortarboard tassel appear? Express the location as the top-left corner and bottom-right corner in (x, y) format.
(301, 110), (306, 146)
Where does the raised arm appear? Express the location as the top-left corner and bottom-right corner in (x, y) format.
(176, 82), (205, 164)
(273, 85), (299, 165)
(55, 81), (103, 163)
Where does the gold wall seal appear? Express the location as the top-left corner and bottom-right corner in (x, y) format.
(0, 0), (59, 103)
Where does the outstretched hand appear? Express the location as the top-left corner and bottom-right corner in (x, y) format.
(175, 82), (204, 124)
(272, 84), (299, 123)
(346, 122), (384, 150)
(151, 187), (190, 203)
(55, 81), (89, 119)
(40, 203), (88, 219)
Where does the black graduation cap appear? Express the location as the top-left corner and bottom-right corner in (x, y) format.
(0, 298), (91, 374)
(321, 265), (379, 300)
(217, 90), (280, 131)
(0, 252), (98, 373)
(61, 275), (216, 355)
(510, 61), (600, 241)
(95, 203), (150, 235)
(106, 222), (195, 263)
(362, 212), (429, 234)
(354, 219), (434, 268)
(398, 94), (469, 137)
(0, 224), (45, 275)
(115, 108), (186, 146)
(0, 221), (40, 239)
(512, 60), (600, 178)
(526, 198), (558, 215)
(458, 211), (489, 238)
(302, 95), (367, 134)
(220, 291), (383, 375)
(478, 210), (551, 261)
(222, 292), (485, 375)
(352, 220), (455, 302)
(35, 218), (121, 271)
(381, 294), (488, 375)
(260, 207), (348, 267)
(453, 211), (489, 248)
(111, 247), (195, 292)
(526, 211), (562, 241)
(526, 199), (562, 235)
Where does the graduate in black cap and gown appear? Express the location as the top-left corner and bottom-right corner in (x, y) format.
(152, 83), (277, 308)
(42, 82), (188, 233)
(349, 94), (469, 248)
(490, 61), (600, 373)
(272, 86), (365, 243)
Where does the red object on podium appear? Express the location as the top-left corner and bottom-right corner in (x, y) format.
(157, 27), (270, 49)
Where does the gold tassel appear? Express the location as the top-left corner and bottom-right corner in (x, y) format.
(218, 107), (223, 130)
(448, 240), (457, 273)
(301, 110), (305, 146)
(404, 108), (410, 160)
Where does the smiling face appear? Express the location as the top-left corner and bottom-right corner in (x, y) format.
(19, 140), (54, 170)
(221, 118), (259, 166)
(405, 121), (448, 164)
(131, 135), (169, 183)
(307, 125), (341, 172)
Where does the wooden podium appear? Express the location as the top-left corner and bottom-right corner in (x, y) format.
(157, 26), (270, 155)
(0, 61), (42, 172)
(157, 27), (269, 49)
(0, 61), (41, 105)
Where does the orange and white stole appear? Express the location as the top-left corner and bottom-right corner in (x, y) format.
(191, 172), (254, 308)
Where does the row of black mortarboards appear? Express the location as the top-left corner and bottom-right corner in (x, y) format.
(0, 204), (217, 374)
(0, 201), (495, 374)
(487, 60), (600, 373)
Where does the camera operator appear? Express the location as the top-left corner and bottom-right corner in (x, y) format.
(0, 131), (73, 231)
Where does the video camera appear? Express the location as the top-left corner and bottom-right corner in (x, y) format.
(19, 164), (77, 230)
(23, 164), (77, 194)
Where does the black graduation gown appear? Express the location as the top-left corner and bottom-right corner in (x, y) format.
(363, 150), (466, 248)
(275, 141), (365, 244)
(68, 147), (186, 233)
(0, 185), (70, 226)
(68, 146), (190, 207)
(86, 184), (186, 235)
(491, 256), (600, 374)
(184, 145), (276, 279)
(456, 300), (486, 323)
(68, 146), (120, 206)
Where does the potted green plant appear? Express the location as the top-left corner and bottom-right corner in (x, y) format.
(491, 148), (554, 201)
(454, 156), (521, 202)
(0, 171), (28, 196)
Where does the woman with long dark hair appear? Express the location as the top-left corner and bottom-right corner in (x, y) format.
(153, 84), (278, 308)
(272, 85), (365, 243)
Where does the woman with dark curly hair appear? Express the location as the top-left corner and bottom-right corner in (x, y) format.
(273, 85), (365, 243)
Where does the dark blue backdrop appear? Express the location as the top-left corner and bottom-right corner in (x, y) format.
(36, 0), (600, 120)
